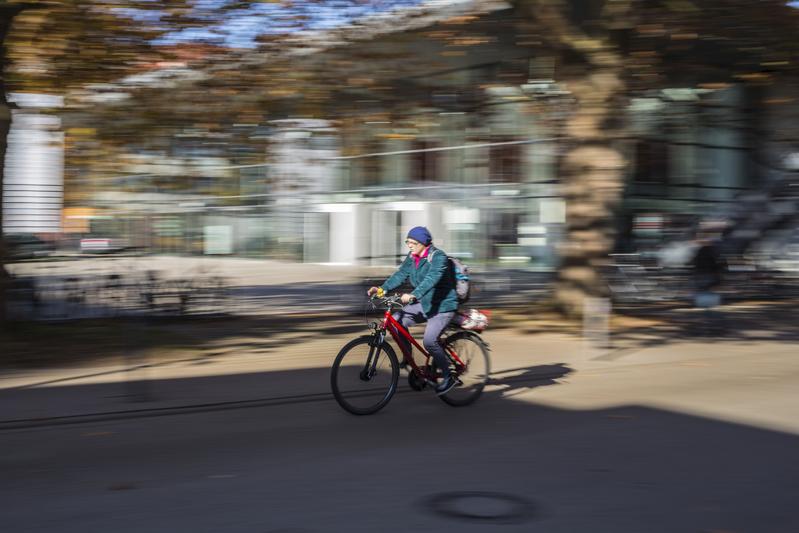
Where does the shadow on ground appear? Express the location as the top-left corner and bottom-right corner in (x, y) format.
(0, 314), (367, 368)
(0, 361), (574, 424)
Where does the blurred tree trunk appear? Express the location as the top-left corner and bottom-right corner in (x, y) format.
(516, 0), (632, 317)
(555, 68), (627, 318)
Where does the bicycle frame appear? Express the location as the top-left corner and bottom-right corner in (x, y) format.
(377, 307), (468, 378)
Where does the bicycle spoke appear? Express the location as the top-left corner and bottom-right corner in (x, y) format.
(439, 333), (490, 407)
(331, 337), (399, 415)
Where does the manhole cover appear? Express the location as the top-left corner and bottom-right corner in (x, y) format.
(425, 491), (538, 524)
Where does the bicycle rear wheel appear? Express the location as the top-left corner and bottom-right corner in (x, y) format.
(439, 331), (490, 407)
(331, 335), (399, 415)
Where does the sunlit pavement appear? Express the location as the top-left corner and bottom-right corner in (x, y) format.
(1, 323), (798, 532)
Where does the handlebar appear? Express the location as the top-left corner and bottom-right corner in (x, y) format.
(369, 293), (414, 309)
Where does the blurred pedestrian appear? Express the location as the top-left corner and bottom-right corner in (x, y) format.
(691, 233), (726, 334)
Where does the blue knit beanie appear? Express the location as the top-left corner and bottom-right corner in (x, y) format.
(407, 226), (432, 245)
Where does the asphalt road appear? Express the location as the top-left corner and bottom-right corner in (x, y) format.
(2, 331), (798, 533)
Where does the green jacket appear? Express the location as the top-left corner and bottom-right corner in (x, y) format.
(380, 246), (458, 316)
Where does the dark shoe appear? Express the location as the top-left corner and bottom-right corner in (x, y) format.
(435, 375), (458, 396)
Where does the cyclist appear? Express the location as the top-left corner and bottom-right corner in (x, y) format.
(367, 226), (459, 395)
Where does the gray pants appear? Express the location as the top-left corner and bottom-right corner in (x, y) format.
(392, 303), (455, 378)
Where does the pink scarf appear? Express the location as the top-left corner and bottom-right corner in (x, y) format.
(412, 246), (430, 268)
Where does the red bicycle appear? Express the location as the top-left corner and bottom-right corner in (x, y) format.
(331, 294), (491, 415)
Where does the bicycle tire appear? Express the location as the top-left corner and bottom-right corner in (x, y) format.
(331, 335), (399, 415)
(438, 331), (490, 407)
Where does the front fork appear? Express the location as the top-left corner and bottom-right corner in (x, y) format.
(360, 330), (386, 381)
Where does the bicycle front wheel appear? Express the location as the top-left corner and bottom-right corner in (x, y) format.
(439, 331), (490, 407)
(331, 335), (399, 415)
